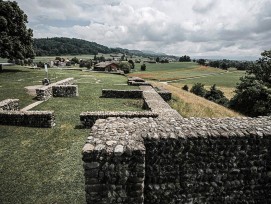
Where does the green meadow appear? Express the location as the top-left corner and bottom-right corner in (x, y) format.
(0, 66), (142, 204)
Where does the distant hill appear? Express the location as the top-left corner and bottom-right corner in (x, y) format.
(34, 37), (113, 56)
(33, 37), (175, 58)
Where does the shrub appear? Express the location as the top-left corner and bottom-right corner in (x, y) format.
(182, 85), (189, 91)
(141, 64), (146, 71)
(119, 62), (131, 74)
(205, 84), (229, 106)
(190, 83), (207, 97)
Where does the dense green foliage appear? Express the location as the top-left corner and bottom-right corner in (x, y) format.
(119, 62), (131, 73)
(208, 59), (254, 70)
(190, 83), (207, 97)
(230, 50), (271, 116)
(34, 37), (112, 56)
(179, 55), (191, 62)
(190, 83), (229, 106)
(205, 84), (229, 106)
(141, 63), (146, 71)
(0, 0), (34, 60)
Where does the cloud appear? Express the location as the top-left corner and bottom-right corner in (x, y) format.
(14, 0), (271, 59)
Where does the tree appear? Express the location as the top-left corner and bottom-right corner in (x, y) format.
(190, 83), (207, 97)
(119, 62), (131, 74)
(230, 50), (271, 116)
(141, 64), (146, 71)
(179, 55), (191, 62)
(128, 60), (135, 69)
(0, 1), (34, 63)
(205, 84), (229, 106)
(156, 57), (160, 63)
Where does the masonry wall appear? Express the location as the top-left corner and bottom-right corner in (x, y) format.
(36, 78), (75, 100)
(80, 111), (158, 128)
(0, 110), (55, 127)
(52, 85), (78, 97)
(144, 135), (271, 203)
(102, 89), (143, 98)
(0, 99), (19, 111)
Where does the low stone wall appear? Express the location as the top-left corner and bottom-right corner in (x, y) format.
(36, 77), (75, 101)
(83, 116), (271, 204)
(102, 89), (143, 98)
(82, 83), (271, 203)
(0, 99), (19, 111)
(0, 110), (55, 127)
(52, 85), (78, 97)
(157, 90), (172, 101)
(80, 111), (158, 128)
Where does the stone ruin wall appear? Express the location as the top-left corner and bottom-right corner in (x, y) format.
(0, 99), (55, 128)
(0, 110), (55, 128)
(52, 85), (78, 97)
(0, 99), (19, 111)
(36, 77), (75, 101)
(82, 78), (271, 203)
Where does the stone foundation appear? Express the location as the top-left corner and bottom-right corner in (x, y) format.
(0, 110), (55, 127)
(36, 77), (75, 100)
(52, 85), (78, 97)
(82, 79), (271, 203)
(0, 99), (19, 111)
(80, 111), (158, 128)
(102, 89), (143, 98)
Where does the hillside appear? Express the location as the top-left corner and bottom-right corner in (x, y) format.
(33, 37), (176, 58)
(34, 37), (113, 56)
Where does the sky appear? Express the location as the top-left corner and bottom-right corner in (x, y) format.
(15, 0), (271, 60)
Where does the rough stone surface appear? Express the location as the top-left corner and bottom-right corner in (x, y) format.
(0, 99), (19, 111)
(102, 89), (143, 98)
(0, 110), (55, 127)
(52, 85), (78, 97)
(80, 111), (158, 128)
(82, 77), (271, 203)
(36, 78), (74, 101)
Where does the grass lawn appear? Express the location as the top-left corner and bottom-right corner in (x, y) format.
(130, 62), (226, 81)
(0, 66), (142, 203)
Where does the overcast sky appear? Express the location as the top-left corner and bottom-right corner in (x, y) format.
(15, 0), (271, 60)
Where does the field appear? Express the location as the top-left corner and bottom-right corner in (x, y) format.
(0, 66), (142, 203)
(130, 62), (245, 99)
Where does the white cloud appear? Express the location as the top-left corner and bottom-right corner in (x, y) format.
(14, 0), (271, 59)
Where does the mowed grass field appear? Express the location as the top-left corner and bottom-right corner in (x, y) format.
(0, 66), (142, 203)
(130, 62), (245, 117)
(131, 62), (225, 81)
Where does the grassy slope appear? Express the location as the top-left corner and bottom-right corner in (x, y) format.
(0, 66), (142, 204)
(152, 82), (241, 118)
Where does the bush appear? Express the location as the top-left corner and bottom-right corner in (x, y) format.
(182, 85), (189, 91)
(119, 62), (131, 74)
(205, 84), (229, 106)
(141, 64), (146, 71)
(190, 83), (207, 97)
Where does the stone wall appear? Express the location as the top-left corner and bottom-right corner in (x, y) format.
(156, 90), (172, 101)
(82, 83), (271, 203)
(80, 111), (158, 128)
(36, 77), (75, 101)
(52, 85), (78, 97)
(0, 110), (55, 127)
(0, 99), (19, 111)
(102, 89), (143, 98)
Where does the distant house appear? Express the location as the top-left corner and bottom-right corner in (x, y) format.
(94, 62), (119, 72)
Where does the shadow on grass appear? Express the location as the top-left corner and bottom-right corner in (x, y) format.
(0, 68), (30, 73)
(74, 124), (86, 129)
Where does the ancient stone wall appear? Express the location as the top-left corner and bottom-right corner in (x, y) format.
(52, 85), (78, 97)
(156, 90), (172, 101)
(0, 110), (55, 127)
(80, 111), (158, 128)
(0, 99), (19, 111)
(36, 78), (75, 100)
(82, 82), (271, 203)
(102, 89), (143, 98)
